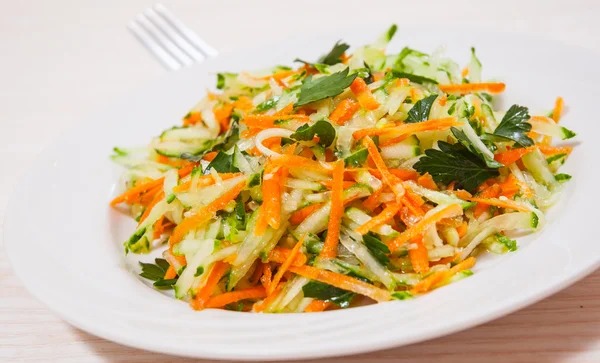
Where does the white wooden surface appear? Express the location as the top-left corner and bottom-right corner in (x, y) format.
(1, 0), (599, 361)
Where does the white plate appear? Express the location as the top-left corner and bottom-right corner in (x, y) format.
(4, 27), (600, 360)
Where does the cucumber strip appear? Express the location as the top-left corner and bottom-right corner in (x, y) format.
(403, 180), (472, 208)
(163, 169), (178, 204)
(340, 231), (396, 289)
(173, 239), (214, 299)
(529, 120), (576, 140)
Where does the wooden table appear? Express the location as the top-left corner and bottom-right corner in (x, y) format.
(2, 0), (599, 361)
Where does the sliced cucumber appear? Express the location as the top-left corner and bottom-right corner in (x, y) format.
(154, 140), (213, 158)
(380, 135), (420, 160)
(404, 180), (473, 209)
(160, 126), (213, 142)
(529, 120), (576, 140)
(173, 239), (214, 299)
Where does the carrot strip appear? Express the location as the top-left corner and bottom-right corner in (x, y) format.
(388, 204), (463, 251)
(405, 188), (425, 207)
(214, 103), (233, 133)
(173, 172), (243, 192)
(259, 69), (299, 81)
(473, 184), (501, 218)
(190, 261), (230, 310)
(362, 188), (383, 212)
(537, 145), (573, 156)
(274, 103), (294, 116)
(417, 173), (438, 190)
(350, 77), (380, 110)
(363, 137), (403, 197)
(170, 180), (246, 245)
(494, 146), (537, 165)
(253, 282), (283, 312)
(261, 163), (282, 230)
(163, 265), (177, 280)
(205, 286), (267, 309)
(438, 82), (506, 94)
(319, 180), (356, 189)
(153, 215), (166, 239)
(320, 161), (344, 259)
(289, 203), (324, 225)
(260, 263), (273, 291)
(552, 97), (564, 123)
(465, 196), (531, 213)
(183, 111), (202, 126)
(137, 190), (165, 226)
(269, 237), (305, 294)
(249, 262), (264, 285)
(409, 238), (430, 273)
(390, 169), (418, 181)
(203, 151), (218, 162)
(270, 154), (334, 174)
(268, 247), (307, 266)
(411, 257), (476, 294)
(461, 67), (469, 78)
(355, 203), (400, 235)
(304, 300), (332, 313)
(329, 99), (361, 125)
(232, 96), (254, 111)
(353, 117), (460, 140)
(110, 178), (164, 206)
(289, 265), (392, 302)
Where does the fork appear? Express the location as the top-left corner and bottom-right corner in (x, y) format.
(128, 3), (218, 70)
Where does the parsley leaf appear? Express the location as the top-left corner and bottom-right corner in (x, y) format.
(492, 105), (534, 147)
(290, 120), (336, 147)
(405, 94), (438, 123)
(302, 280), (355, 308)
(363, 233), (391, 267)
(318, 41), (350, 65)
(413, 141), (500, 192)
(139, 258), (178, 289)
(344, 148), (369, 167)
(451, 127), (503, 168)
(205, 150), (240, 173)
(295, 68), (357, 107)
(387, 71), (438, 85)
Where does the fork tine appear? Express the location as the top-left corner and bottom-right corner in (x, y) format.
(135, 14), (194, 67)
(143, 8), (206, 63)
(154, 3), (218, 57)
(128, 20), (181, 70)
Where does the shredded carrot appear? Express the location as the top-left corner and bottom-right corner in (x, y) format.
(395, 78), (410, 87)
(388, 204), (463, 251)
(203, 151), (218, 162)
(163, 265), (177, 280)
(110, 178), (164, 206)
(289, 265), (392, 302)
(153, 215), (166, 239)
(405, 188), (425, 207)
(350, 77), (380, 110)
(537, 145), (573, 156)
(319, 180), (356, 189)
(259, 69), (299, 81)
(250, 262), (264, 285)
(190, 261), (229, 310)
(417, 173), (438, 190)
(353, 117), (460, 140)
(329, 99), (361, 125)
(461, 67), (469, 78)
(494, 146), (537, 165)
(289, 203), (324, 225)
(253, 282), (282, 312)
(262, 163), (282, 231)
(183, 111), (202, 126)
(355, 203), (400, 235)
(438, 82), (506, 94)
(390, 169), (419, 181)
(320, 161), (344, 259)
(273, 102), (294, 116)
(260, 263), (272, 291)
(270, 154), (333, 174)
(473, 183), (501, 218)
(232, 96), (254, 111)
(552, 97), (564, 123)
(269, 236), (305, 294)
(409, 238), (430, 273)
(411, 257), (476, 294)
(456, 221), (468, 238)
(372, 72), (385, 82)
(214, 103), (233, 133)
(205, 286), (267, 309)
(268, 247), (307, 266)
(438, 94), (447, 106)
(170, 180), (246, 245)
(304, 300), (332, 312)
(137, 190), (165, 226)
(362, 188), (383, 212)
(465, 196), (531, 213)
(364, 137), (403, 197)
(173, 172), (243, 192)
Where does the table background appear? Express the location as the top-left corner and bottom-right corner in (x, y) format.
(1, 0), (599, 361)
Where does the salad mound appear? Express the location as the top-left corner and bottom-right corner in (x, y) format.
(111, 25), (576, 313)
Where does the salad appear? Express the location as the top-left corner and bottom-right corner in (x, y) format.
(110, 25), (576, 313)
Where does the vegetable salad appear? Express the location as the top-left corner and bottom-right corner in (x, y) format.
(111, 25), (576, 313)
